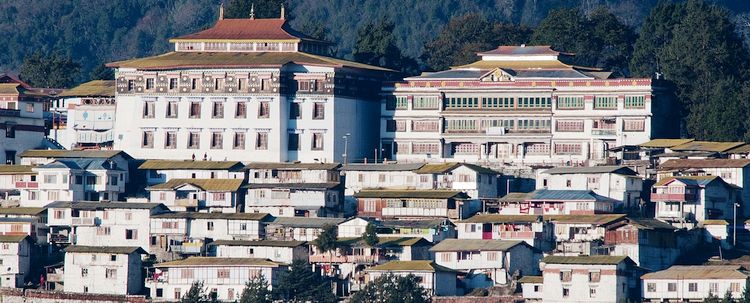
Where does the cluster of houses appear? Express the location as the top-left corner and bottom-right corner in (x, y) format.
(3, 6), (750, 303)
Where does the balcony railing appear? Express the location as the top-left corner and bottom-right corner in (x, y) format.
(71, 217), (95, 226)
(651, 193), (698, 202)
(497, 231), (535, 239)
(0, 109), (20, 117)
(174, 198), (199, 207)
(592, 129), (617, 136)
(49, 234), (73, 243)
(171, 242), (202, 254)
(15, 181), (38, 189)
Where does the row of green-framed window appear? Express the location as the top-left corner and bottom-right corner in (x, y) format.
(388, 95), (646, 110)
(444, 97), (552, 108)
(386, 96), (440, 110)
(445, 119), (550, 130)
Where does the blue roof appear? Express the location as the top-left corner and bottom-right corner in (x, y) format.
(38, 159), (122, 171)
(528, 189), (616, 202)
(411, 69), (486, 79)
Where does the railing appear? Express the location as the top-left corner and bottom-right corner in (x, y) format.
(346, 255), (379, 263)
(49, 234), (72, 243)
(14, 181), (38, 189)
(171, 243), (202, 254)
(0, 109), (20, 117)
(45, 273), (63, 282)
(592, 129), (617, 136)
(651, 193), (697, 202)
(497, 231), (535, 239)
(309, 255), (348, 263)
(174, 198), (199, 207)
(71, 217), (95, 226)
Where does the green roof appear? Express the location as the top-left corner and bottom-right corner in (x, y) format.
(429, 239), (527, 252)
(414, 163), (497, 175)
(64, 245), (146, 254)
(0, 165), (35, 175)
(148, 178), (243, 191)
(518, 276), (543, 283)
(19, 149), (129, 159)
(155, 257), (282, 267)
(542, 255), (631, 265)
(0, 235), (29, 243)
(211, 240), (306, 247)
(0, 207), (45, 216)
(152, 212), (270, 221)
(354, 189), (467, 199)
(57, 80), (115, 97)
(368, 260), (456, 272)
(139, 160), (244, 171)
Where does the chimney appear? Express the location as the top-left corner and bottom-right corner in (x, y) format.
(219, 3), (224, 20)
(280, 4), (285, 20)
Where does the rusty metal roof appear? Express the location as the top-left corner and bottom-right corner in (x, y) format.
(542, 255), (632, 265)
(138, 160), (244, 171)
(57, 80), (115, 97)
(641, 265), (750, 280)
(155, 257), (282, 268)
(147, 178), (243, 191)
(660, 159), (750, 169)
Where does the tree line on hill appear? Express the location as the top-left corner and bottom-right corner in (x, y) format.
(5, 0), (750, 141)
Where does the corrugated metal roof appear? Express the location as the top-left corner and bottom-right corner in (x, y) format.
(429, 239), (526, 252)
(727, 144), (750, 154)
(478, 45), (561, 56)
(660, 159), (750, 169)
(542, 255), (631, 265)
(498, 192), (534, 202)
(151, 212), (270, 221)
(461, 213), (626, 225)
(702, 219), (729, 226)
(243, 182), (340, 190)
(367, 260), (456, 272)
(148, 179), (243, 191)
(527, 189), (617, 202)
(343, 163), (425, 172)
(413, 163), (497, 175)
(639, 139), (695, 148)
(107, 51), (392, 72)
(337, 237), (430, 248)
(138, 160), (244, 171)
(38, 159), (121, 171)
(0, 83), (21, 95)
(19, 149), (129, 159)
(542, 166), (637, 176)
(0, 165), (35, 175)
(57, 80), (115, 97)
(211, 240), (306, 247)
(654, 176), (721, 187)
(380, 219), (453, 229)
(244, 162), (341, 170)
(64, 245), (146, 254)
(354, 189), (467, 199)
(546, 214), (627, 225)
(46, 201), (165, 210)
(641, 265), (750, 280)
(671, 141), (746, 153)
(623, 218), (676, 230)
(155, 257), (281, 268)
(269, 216), (345, 228)
(518, 276), (543, 283)
(461, 214), (541, 224)
(0, 235), (29, 243)
(0, 207), (45, 216)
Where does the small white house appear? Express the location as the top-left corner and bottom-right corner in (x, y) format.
(651, 176), (739, 227)
(147, 257), (286, 302)
(63, 245), (146, 295)
(539, 255), (640, 303)
(210, 240), (309, 263)
(366, 260), (458, 296)
(430, 239), (540, 288)
(0, 207), (48, 244)
(0, 165), (35, 201)
(497, 189), (616, 215)
(0, 235), (32, 288)
(264, 217), (346, 242)
(147, 178), (244, 213)
(641, 265), (750, 302)
(456, 214), (554, 252)
(519, 275), (544, 302)
(138, 159), (245, 186)
(537, 166), (643, 211)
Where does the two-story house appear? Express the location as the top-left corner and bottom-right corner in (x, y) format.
(498, 189), (617, 215)
(536, 166), (643, 211)
(63, 245), (147, 295)
(430, 239), (539, 288)
(366, 260), (458, 296)
(147, 178), (244, 213)
(53, 80), (117, 149)
(244, 162), (343, 217)
(0, 235), (32, 288)
(0, 165), (35, 202)
(0, 207), (48, 245)
(210, 240), (308, 263)
(601, 217), (684, 271)
(539, 255), (640, 303)
(642, 265), (750, 302)
(548, 214), (626, 256)
(651, 176), (739, 228)
(264, 216), (345, 242)
(356, 189), (479, 220)
(456, 214), (554, 252)
(139, 159), (245, 186)
(0, 82), (48, 165)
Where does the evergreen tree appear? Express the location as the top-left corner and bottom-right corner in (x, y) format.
(225, 0), (285, 19)
(180, 281), (213, 303)
(352, 18), (418, 75)
(89, 64), (114, 81)
(629, 1), (683, 77)
(350, 273), (428, 303)
(19, 52), (81, 88)
(722, 289), (734, 303)
(239, 275), (271, 303)
(362, 222), (379, 247)
(740, 279), (750, 303)
(421, 14), (492, 71)
(705, 292), (721, 303)
(273, 260), (336, 303)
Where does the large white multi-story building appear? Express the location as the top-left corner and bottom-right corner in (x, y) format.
(380, 45), (677, 166)
(52, 80), (117, 149)
(108, 10), (392, 163)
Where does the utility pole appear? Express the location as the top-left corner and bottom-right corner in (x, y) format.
(342, 133), (350, 168)
(734, 202), (739, 247)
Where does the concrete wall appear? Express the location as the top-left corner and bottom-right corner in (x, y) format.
(0, 288), (147, 303)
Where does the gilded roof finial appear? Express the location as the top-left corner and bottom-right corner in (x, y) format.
(280, 3), (285, 20)
(219, 3), (224, 20)
(250, 3), (255, 19)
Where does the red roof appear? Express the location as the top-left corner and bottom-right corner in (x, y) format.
(478, 45), (568, 56)
(171, 18), (327, 43)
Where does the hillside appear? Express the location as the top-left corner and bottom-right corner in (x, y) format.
(1, 0), (749, 84)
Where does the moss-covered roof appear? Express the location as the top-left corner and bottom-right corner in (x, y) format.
(57, 80), (115, 97)
(139, 160), (244, 171)
(147, 178), (244, 191)
(367, 260), (456, 272)
(155, 257), (282, 267)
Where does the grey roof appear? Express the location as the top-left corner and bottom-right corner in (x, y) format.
(379, 219), (454, 229)
(343, 163), (425, 172)
(211, 240), (307, 247)
(268, 216), (346, 228)
(19, 149), (131, 160)
(244, 182), (340, 190)
(38, 159), (122, 171)
(64, 245), (146, 254)
(429, 239), (528, 252)
(46, 201), (166, 211)
(526, 189), (617, 202)
(244, 162), (340, 170)
(542, 255), (633, 265)
(541, 166), (637, 176)
(151, 212), (270, 221)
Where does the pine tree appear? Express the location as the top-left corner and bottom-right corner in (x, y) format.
(350, 273), (428, 303)
(740, 279), (750, 303)
(89, 64), (114, 81)
(273, 260), (336, 303)
(19, 52), (81, 88)
(180, 281), (213, 303)
(352, 18), (418, 75)
(225, 0), (285, 19)
(705, 292), (721, 303)
(239, 275), (271, 303)
(722, 289), (734, 303)
(362, 222), (379, 247)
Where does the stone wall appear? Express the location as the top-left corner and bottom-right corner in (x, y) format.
(433, 296), (523, 303)
(0, 288), (148, 303)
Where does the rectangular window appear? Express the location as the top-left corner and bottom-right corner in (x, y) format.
(233, 132), (246, 149)
(143, 101), (155, 118)
(44, 174), (57, 184)
(212, 102), (224, 118)
(709, 283), (718, 293)
(517, 97), (551, 108)
(560, 271), (572, 282)
(562, 288), (570, 298)
(312, 133), (324, 150)
(588, 271), (600, 282)
(169, 78), (178, 90)
(557, 96), (584, 109)
(81, 268), (88, 277)
(214, 78), (224, 91)
(47, 191), (59, 201)
(166, 101), (178, 118)
(688, 283), (698, 292)
(207, 221), (214, 231)
(105, 268), (117, 279)
(556, 120), (584, 132)
(288, 133), (300, 151)
(289, 102), (301, 119)
(594, 96), (617, 109)
(189, 102), (201, 118)
(125, 229), (137, 240)
(731, 282), (741, 292)
(298, 79), (317, 92)
(624, 120), (645, 132)
(453, 143), (479, 154)
(127, 80), (135, 91)
(146, 78), (154, 90)
(260, 78), (271, 91)
(191, 78), (198, 90)
(412, 120), (439, 132)
(188, 132), (200, 149)
(526, 143), (550, 155)
(4, 124), (14, 138)
(235, 102), (247, 118)
(554, 143), (582, 155)
(312, 102), (325, 119)
(624, 95), (645, 108)
(211, 132), (223, 149)
(668, 283), (677, 292)
(217, 268), (230, 279)
(413, 96), (440, 109)
(165, 132), (177, 149)
(444, 97), (480, 109)
(446, 119), (478, 132)
(142, 131), (154, 148)
(258, 102), (270, 118)
(412, 143), (440, 154)
(25, 103), (34, 113)
(256, 132), (268, 150)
